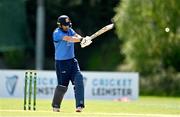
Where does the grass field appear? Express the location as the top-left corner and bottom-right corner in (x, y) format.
(0, 96), (180, 117)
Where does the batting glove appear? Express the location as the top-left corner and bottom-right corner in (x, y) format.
(80, 36), (92, 48)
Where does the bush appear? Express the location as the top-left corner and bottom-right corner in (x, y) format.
(140, 70), (180, 96)
(3, 49), (26, 69)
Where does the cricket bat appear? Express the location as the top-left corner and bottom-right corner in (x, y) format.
(90, 23), (114, 40)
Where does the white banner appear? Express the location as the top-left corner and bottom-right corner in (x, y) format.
(0, 70), (139, 100)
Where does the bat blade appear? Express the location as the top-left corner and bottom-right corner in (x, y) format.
(90, 23), (114, 40)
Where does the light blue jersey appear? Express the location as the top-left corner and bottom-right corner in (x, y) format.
(53, 28), (76, 60)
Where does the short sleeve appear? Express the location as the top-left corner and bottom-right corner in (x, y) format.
(70, 28), (76, 36)
(53, 30), (61, 42)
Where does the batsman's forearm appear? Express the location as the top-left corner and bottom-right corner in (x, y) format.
(63, 36), (81, 42)
(73, 37), (82, 42)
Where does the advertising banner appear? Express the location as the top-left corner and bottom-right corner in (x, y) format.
(0, 70), (139, 100)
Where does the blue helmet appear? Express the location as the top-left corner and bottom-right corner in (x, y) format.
(57, 15), (72, 27)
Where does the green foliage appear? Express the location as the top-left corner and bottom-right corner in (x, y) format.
(0, 0), (28, 52)
(115, 0), (180, 96)
(3, 49), (26, 69)
(115, 0), (180, 74)
(140, 71), (180, 96)
(0, 0), (34, 69)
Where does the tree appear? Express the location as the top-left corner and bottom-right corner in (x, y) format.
(0, 0), (27, 51)
(115, 0), (180, 75)
(0, 0), (30, 68)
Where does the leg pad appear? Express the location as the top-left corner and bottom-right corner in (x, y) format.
(52, 85), (68, 108)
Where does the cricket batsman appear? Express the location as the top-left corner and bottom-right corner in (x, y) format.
(51, 15), (92, 112)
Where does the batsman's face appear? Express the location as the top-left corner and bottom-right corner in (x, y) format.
(61, 25), (70, 31)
